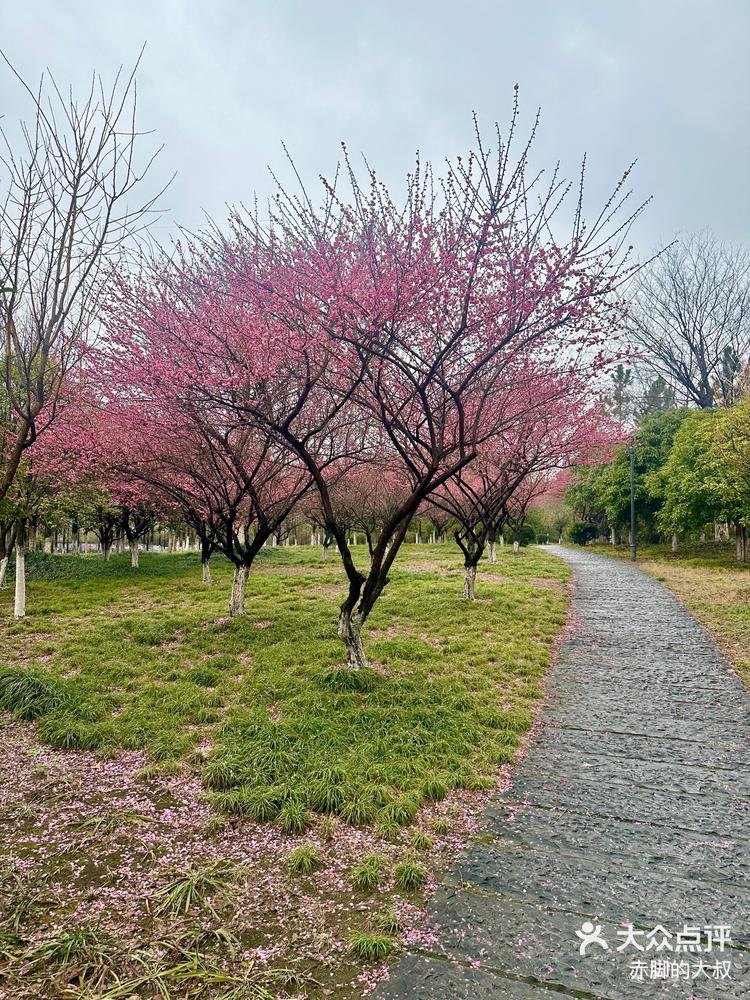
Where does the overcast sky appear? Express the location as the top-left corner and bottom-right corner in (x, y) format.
(2, 1), (748, 253)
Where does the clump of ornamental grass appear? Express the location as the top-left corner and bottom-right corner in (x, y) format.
(306, 778), (345, 814)
(201, 756), (245, 791)
(393, 857), (427, 892)
(349, 932), (396, 962)
(214, 785), (285, 822)
(351, 853), (385, 892)
(410, 829), (434, 851)
(373, 907), (403, 935)
(340, 792), (376, 827)
(287, 844), (320, 876)
(420, 774), (448, 801)
(278, 800), (312, 835)
(0, 666), (68, 720)
(36, 712), (102, 751)
(379, 796), (418, 827)
(431, 818), (449, 835)
(153, 862), (235, 916)
(375, 818), (401, 842)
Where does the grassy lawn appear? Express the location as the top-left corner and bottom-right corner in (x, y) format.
(586, 542), (750, 685)
(0, 542), (569, 999)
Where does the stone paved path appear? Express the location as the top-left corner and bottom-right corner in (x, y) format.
(378, 546), (750, 999)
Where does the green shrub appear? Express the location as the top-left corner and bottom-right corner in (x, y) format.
(570, 521), (598, 545)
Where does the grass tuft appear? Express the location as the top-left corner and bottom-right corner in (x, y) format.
(277, 800), (312, 835)
(0, 666), (69, 720)
(349, 931), (395, 962)
(409, 829), (434, 851)
(319, 667), (379, 692)
(351, 853), (385, 892)
(287, 844), (321, 876)
(393, 858), (427, 892)
(378, 796), (418, 827)
(153, 862), (235, 916)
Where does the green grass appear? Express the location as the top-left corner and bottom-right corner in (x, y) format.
(287, 844), (321, 876)
(0, 542), (570, 999)
(351, 853), (385, 892)
(0, 544), (568, 830)
(348, 931), (395, 961)
(583, 541), (750, 684)
(393, 857), (427, 892)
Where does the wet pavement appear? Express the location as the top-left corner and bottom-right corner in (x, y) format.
(377, 546), (750, 998)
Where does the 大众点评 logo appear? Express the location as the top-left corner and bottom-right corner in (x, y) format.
(575, 923), (733, 982)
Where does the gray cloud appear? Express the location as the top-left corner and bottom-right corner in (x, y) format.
(2, 0), (748, 250)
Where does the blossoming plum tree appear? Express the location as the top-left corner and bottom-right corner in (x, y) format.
(105, 99), (644, 667)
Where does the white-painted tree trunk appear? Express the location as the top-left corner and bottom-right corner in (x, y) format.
(43, 537), (52, 554)
(14, 544), (26, 619)
(488, 541), (497, 564)
(513, 541), (520, 553)
(610, 527), (616, 545)
(415, 530), (420, 544)
(499, 535), (505, 546)
(271, 535), (278, 548)
(202, 558), (213, 584)
(430, 532), (436, 545)
(463, 565), (477, 600)
(229, 565), (249, 617)
(671, 533), (678, 553)
(0, 556), (8, 589)
(130, 539), (139, 568)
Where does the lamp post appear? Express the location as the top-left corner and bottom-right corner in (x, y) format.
(629, 446), (637, 561)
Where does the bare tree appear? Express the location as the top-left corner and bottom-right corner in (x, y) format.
(0, 52), (164, 503)
(627, 233), (750, 409)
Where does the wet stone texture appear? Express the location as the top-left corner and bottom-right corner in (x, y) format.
(377, 547), (750, 998)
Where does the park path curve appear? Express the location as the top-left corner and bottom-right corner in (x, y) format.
(377, 545), (750, 999)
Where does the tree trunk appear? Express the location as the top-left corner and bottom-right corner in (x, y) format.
(337, 607), (368, 669)
(0, 556), (8, 589)
(488, 540), (497, 564)
(229, 565), (249, 617)
(513, 541), (520, 553)
(610, 526), (616, 545)
(103, 542), (112, 561)
(202, 558), (213, 584)
(129, 539), (139, 568)
(736, 525), (747, 564)
(463, 565), (477, 600)
(499, 534), (505, 546)
(14, 543), (26, 620)
(43, 536), (52, 554)
(671, 533), (678, 553)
